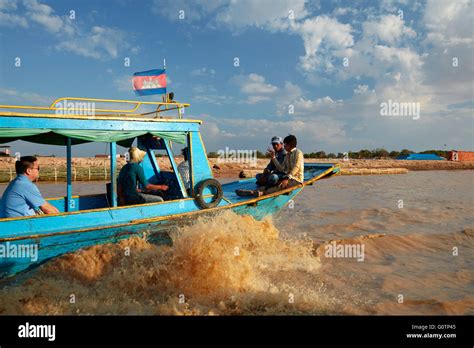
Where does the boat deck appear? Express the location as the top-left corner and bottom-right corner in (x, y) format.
(220, 163), (338, 204)
(221, 178), (258, 203)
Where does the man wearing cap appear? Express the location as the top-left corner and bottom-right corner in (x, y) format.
(255, 136), (286, 187)
(236, 134), (304, 198)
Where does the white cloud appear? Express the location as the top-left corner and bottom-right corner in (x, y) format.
(423, 0), (473, 47)
(233, 73), (278, 104)
(333, 7), (359, 17)
(0, 0), (28, 27)
(153, 0), (308, 32)
(419, 0), (474, 111)
(294, 96), (342, 113)
(216, 0), (307, 31)
(0, 0), (17, 10)
(379, 0), (415, 12)
(197, 114), (238, 149)
(282, 81), (303, 99)
(0, 87), (51, 105)
(113, 75), (132, 92)
(149, 0), (472, 151)
(275, 81), (303, 115)
(304, 14), (426, 109)
(244, 95), (270, 104)
(56, 26), (131, 60)
(332, 7), (359, 16)
(23, 0), (75, 35)
(0, 0), (135, 60)
(294, 16), (354, 72)
(167, 0), (472, 152)
(351, 84), (377, 106)
(363, 14), (416, 45)
(373, 45), (423, 76)
(202, 114), (347, 150)
(0, 11), (28, 27)
(152, 0), (226, 22)
(191, 67), (216, 76)
(241, 73), (278, 94)
(192, 85), (233, 105)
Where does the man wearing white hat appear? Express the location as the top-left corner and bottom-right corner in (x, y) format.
(117, 147), (169, 205)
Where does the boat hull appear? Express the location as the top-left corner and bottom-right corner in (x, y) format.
(0, 163), (338, 278)
(0, 187), (301, 278)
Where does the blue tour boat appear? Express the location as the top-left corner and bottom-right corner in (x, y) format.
(0, 97), (339, 278)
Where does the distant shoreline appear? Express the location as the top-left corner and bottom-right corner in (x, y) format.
(0, 157), (472, 183)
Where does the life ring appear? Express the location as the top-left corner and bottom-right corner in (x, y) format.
(194, 178), (223, 209)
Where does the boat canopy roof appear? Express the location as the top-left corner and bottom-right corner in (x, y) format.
(0, 97), (196, 146)
(0, 129), (187, 146)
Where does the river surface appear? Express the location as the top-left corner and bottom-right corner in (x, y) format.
(0, 171), (472, 315)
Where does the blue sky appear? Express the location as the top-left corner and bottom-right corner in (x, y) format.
(0, 0), (472, 156)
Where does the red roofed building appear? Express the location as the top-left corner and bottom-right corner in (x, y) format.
(448, 150), (474, 161)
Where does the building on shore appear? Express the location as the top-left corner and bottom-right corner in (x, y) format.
(448, 150), (474, 161)
(0, 145), (10, 157)
(95, 154), (122, 159)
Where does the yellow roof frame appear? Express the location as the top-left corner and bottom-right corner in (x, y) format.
(0, 96), (191, 119)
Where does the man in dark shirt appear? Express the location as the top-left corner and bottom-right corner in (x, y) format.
(256, 136), (286, 187)
(118, 147), (169, 205)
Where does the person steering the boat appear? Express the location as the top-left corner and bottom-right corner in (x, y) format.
(0, 156), (59, 218)
(118, 147), (169, 205)
(256, 136), (286, 187)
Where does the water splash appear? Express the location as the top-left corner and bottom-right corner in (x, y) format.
(0, 211), (332, 315)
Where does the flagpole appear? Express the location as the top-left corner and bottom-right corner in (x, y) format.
(162, 58), (167, 105)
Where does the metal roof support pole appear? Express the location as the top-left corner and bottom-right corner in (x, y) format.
(66, 137), (73, 212)
(110, 142), (117, 207)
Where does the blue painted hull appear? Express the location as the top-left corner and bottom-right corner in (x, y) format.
(0, 163), (337, 278)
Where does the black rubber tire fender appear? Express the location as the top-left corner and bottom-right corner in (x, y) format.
(194, 178), (223, 209)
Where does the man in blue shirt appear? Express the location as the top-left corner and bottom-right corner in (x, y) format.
(0, 156), (59, 218)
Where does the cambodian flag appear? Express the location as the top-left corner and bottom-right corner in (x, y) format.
(132, 69), (167, 96)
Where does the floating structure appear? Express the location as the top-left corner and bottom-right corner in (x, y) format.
(339, 168), (408, 175)
(396, 153), (444, 160)
(240, 167), (409, 177)
(0, 96), (339, 278)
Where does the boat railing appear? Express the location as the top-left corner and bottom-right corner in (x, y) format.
(0, 97), (191, 119)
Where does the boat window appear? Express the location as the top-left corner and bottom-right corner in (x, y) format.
(0, 136), (193, 216)
(167, 140), (190, 196)
(148, 138), (188, 200)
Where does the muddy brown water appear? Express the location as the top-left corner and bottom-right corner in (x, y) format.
(0, 171), (472, 315)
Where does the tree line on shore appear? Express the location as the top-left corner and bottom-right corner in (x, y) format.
(207, 149), (450, 159)
(1, 148), (449, 160)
